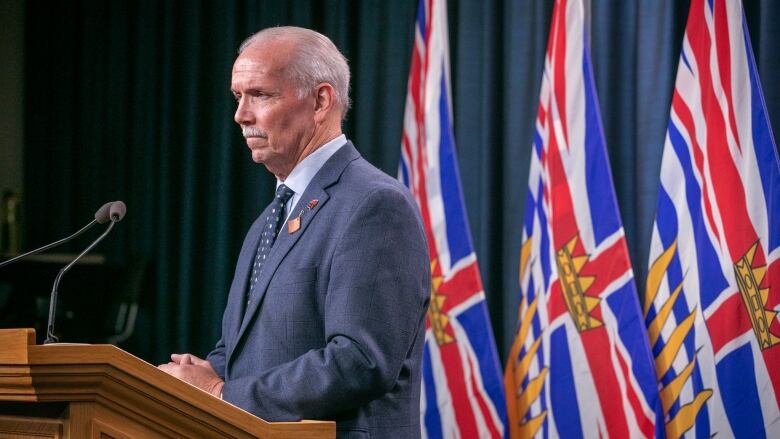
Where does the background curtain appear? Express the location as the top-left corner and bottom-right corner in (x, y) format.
(22, 0), (780, 363)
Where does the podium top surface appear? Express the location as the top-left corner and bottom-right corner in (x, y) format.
(0, 328), (335, 438)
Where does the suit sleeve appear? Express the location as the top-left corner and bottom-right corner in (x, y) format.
(206, 337), (227, 380)
(220, 187), (430, 420)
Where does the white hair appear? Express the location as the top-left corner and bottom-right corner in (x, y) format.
(239, 26), (351, 119)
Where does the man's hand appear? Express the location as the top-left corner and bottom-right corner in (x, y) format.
(158, 353), (224, 398)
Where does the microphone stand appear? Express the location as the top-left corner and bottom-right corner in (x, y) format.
(44, 221), (116, 344)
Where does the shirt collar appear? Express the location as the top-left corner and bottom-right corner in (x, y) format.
(276, 134), (347, 196)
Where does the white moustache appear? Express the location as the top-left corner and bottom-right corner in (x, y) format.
(242, 127), (267, 138)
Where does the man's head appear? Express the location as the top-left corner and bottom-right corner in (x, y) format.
(232, 26), (350, 179)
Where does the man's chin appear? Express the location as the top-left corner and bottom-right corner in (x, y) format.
(246, 142), (266, 162)
(250, 150), (266, 164)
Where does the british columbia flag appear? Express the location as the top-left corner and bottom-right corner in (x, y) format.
(645, 0), (780, 437)
(399, 0), (508, 437)
(504, 0), (662, 437)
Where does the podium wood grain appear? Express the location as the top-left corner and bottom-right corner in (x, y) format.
(0, 329), (335, 438)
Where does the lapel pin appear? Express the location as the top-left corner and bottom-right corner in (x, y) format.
(287, 217), (301, 234)
(289, 201), (317, 234)
(288, 209), (305, 234)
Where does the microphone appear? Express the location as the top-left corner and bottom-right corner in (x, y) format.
(44, 201), (127, 344)
(109, 201), (126, 222)
(0, 201), (114, 269)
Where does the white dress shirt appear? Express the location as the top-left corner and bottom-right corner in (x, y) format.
(276, 134), (347, 220)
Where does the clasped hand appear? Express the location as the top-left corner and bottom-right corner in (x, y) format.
(158, 353), (224, 398)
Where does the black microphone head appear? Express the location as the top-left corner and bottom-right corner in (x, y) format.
(110, 201), (127, 222)
(94, 202), (113, 224)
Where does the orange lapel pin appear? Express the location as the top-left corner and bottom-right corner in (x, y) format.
(288, 200), (317, 234)
(287, 216), (301, 234)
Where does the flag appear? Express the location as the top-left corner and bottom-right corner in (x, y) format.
(399, 0), (508, 437)
(504, 0), (662, 437)
(644, 0), (780, 437)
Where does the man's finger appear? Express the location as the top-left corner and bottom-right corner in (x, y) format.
(171, 353), (194, 364)
(191, 356), (209, 366)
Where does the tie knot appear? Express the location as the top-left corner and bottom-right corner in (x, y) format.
(275, 184), (295, 204)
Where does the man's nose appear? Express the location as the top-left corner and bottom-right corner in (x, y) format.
(234, 98), (254, 125)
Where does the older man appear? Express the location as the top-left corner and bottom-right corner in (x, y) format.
(159, 26), (430, 438)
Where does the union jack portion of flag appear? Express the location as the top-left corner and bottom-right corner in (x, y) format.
(399, 0), (507, 437)
(645, 0), (780, 437)
(504, 0), (662, 437)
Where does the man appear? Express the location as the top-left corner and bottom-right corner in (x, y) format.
(158, 26), (430, 438)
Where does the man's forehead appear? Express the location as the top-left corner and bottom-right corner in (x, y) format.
(233, 39), (295, 72)
(230, 57), (287, 89)
(232, 56), (273, 75)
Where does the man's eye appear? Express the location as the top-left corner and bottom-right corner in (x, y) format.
(232, 94), (241, 102)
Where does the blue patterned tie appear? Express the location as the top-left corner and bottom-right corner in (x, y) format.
(247, 184), (295, 307)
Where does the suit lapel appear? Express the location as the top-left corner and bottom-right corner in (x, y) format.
(230, 143), (361, 363)
(223, 209), (268, 358)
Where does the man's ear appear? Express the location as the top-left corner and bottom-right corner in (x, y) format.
(313, 82), (337, 122)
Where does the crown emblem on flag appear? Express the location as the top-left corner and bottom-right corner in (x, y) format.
(555, 235), (601, 331)
(734, 241), (780, 350)
(428, 259), (454, 346)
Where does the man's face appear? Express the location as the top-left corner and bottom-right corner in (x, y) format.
(231, 40), (316, 178)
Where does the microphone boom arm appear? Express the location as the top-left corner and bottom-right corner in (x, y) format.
(0, 220), (98, 269)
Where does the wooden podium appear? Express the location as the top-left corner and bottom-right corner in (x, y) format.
(0, 329), (335, 438)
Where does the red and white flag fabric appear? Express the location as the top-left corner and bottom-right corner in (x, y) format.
(645, 0), (780, 437)
(399, 0), (508, 437)
(504, 0), (662, 437)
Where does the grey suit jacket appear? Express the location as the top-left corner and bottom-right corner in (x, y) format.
(207, 142), (430, 438)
